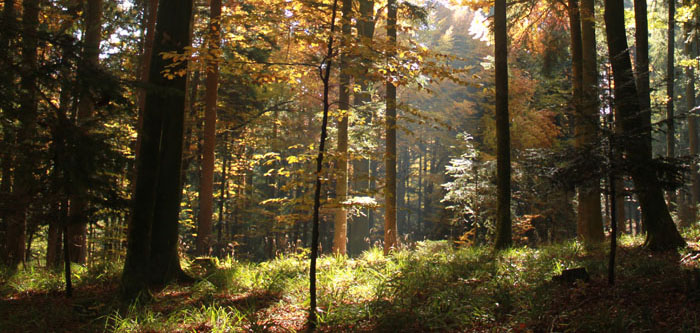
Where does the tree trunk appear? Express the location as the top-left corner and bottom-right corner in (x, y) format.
(0, 0), (16, 250)
(607, 65), (627, 234)
(309, 1), (338, 327)
(667, 0), (677, 208)
(196, 0), (222, 256)
(568, 0), (586, 241)
(634, 0), (652, 150)
(333, 0), (352, 256)
(122, 0), (194, 298)
(217, 130), (229, 248)
(132, 0), (158, 191)
(66, 0), (103, 264)
(397, 146), (408, 230)
(494, 0), (512, 249)
(683, 8), (699, 226)
(384, 0), (398, 254)
(348, 0), (374, 256)
(3, 0), (39, 269)
(604, 0), (686, 251)
(0, 0), (16, 264)
(577, 0), (604, 243)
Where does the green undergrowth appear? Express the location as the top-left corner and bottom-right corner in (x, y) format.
(1, 227), (699, 332)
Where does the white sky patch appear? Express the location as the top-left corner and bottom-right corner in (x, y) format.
(468, 10), (489, 43)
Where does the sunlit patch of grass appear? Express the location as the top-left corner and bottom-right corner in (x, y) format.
(106, 301), (246, 332)
(4, 232), (700, 332)
(619, 233), (645, 247)
(683, 223), (700, 246)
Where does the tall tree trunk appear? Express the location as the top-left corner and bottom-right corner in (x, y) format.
(196, 0), (222, 256)
(634, 0), (652, 150)
(604, 0), (686, 251)
(0, 0), (16, 265)
(333, 0), (352, 255)
(68, 0), (103, 264)
(667, 0), (677, 208)
(47, 69), (74, 269)
(494, 0), (511, 249)
(397, 145), (408, 236)
(417, 147), (423, 237)
(683, 6), (699, 226)
(569, 0), (587, 241)
(217, 130), (229, 248)
(384, 0), (398, 254)
(180, 70), (201, 187)
(309, 1), (338, 327)
(607, 65), (627, 233)
(349, 0), (375, 256)
(122, 0), (194, 298)
(132, 0), (159, 185)
(3, 0), (39, 269)
(577, 0), (604, 243)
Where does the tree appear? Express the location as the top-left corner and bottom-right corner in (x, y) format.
(196, 0), (222, 256)
(0, 0), (17, 266)
(576, 0), (604, 243)
(68, 0), (103, 264)
(384, 0), (398, 254)
(122, 0), (195, 298)
(309, 0), (339, 327)
(604, 0), (686, 251)
(682, 1), (698, 225)
(349, 0), (375, 256)
(134, 0), (159, 169)
(3, 0), (39, 269)
(333, 0), (352, 256)
(494, 0), (512, 249)
(666, 0), (676, 207)
(634, 0), (652, 151)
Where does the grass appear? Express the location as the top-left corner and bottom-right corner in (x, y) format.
(1, 227), (699, 332)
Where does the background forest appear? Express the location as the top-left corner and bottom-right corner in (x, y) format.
(1, 0), (700, 331)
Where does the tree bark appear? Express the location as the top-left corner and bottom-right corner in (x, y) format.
(309, 1), (338, 327)
(494, 0), (512, 249)
(3, 0), (39, 269)
(604, 0), (686, 251)
(333, 0), (352, 256)
(132, 0), (159, 185)
(667, 0), (677, 208)
(634, 0), (652, 150)
(683, 6), (699, 226)
(384, 0), (398, 254)
(0, 0), (16, 266)
(577, 0), (604, 243)
(122, 0), (194, 298)
(67, 0), (103, 264)
(196, 0), (222, 256)
(607, 65), (627, 233)
(349, 0), (374, 256)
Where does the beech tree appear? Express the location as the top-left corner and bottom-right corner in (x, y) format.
(3, 0), (39, 269)
(576, 0), (604, 243)
(309, 0), (339, 327)
(384, 0), (398, 254)
(68, 0), (103, 264)
(122, 0), (195, 298)
(666, 0), (676, 207)
(604, 0), (686, 251)
(349, 0), (375, 256)
(333, 0), (352, 256)
(494, 0), (512, 249)
(682, 0), (699, 224)
(196, 0), (222, 256)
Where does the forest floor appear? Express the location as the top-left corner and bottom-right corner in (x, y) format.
(1, 229), (700, 332)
